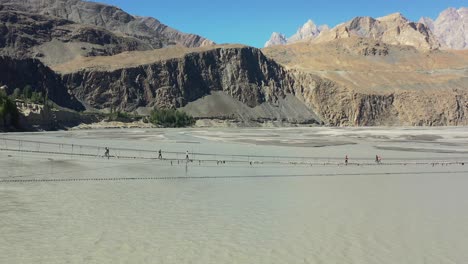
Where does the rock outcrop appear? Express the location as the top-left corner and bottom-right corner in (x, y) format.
(0, 0), (214, 49)
(0, 55), (83, 110)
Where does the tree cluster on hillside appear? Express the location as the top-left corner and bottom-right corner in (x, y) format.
(11, 85), (47, 104)
(149, 109), (195, 128)
(0, 91), (20, 129)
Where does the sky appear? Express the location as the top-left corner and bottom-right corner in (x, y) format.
(91, 0), (467, 48)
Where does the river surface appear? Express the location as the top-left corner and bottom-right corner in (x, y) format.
(1, 127), (468, 263)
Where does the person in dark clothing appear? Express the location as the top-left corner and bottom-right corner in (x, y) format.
(158, 149), (162, 159)
(104, 147), (110, 159)
(345, 155), (349, 166)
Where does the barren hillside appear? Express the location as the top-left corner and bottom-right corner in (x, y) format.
(263, 37), (468, 92)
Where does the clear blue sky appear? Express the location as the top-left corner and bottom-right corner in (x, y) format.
(91, 0), (466, 47)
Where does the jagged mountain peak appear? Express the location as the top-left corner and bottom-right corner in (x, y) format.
(432, 7), (467, 49)
(303, 19), (318, 29)
(312, 12), (440, 50)
(264, 32), (287, 47)
(376, 12), (409, 23)
(264, 19), (329, 47)
(288, 19), (324, 43)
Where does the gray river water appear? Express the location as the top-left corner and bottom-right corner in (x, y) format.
(1, 127), (468, 263)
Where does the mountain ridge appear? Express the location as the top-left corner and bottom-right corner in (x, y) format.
(266, 7), (467, 50)
(0, 0), (467, 128)
(0, 0), (215, 49)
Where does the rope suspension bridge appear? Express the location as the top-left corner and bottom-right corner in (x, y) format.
(1, 137), (467, 165)
(1, 137), (467, 183)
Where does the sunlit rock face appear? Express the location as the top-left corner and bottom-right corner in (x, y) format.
(430, 7), (467, 50)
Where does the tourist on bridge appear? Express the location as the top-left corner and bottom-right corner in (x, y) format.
(104, 147), (110, 159)
(375, 155), (381, 164)
(158, 149), (162, 159)
(345, 155), (349, 166)
(186, 150), (189, 161)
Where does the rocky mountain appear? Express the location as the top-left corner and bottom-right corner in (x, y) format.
(264, 20), (329, 47)
(57, 45), (322, 124)
(264, 32), (287, 47)
(288, 20), (328, 43)
(265, 10), (446, 50)
(314, 13), (439, 50)
(263, 38), (468, 125)
(0, 8), (152, 65)
(0, 0), (214, 49)
(47, 42), (467, 126)
(419, 7), (467, 50)
(0, 0), (466, 127)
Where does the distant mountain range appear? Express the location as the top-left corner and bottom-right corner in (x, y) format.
(265, 7), (467, 50)
(0, 0), (467, 129)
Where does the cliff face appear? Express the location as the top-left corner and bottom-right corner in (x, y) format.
(62, 47), (293, 111)
(60, 46), (468, 126)
(0, 56), (83, 110)
(264, 38), (468, 126)
(302, 83), (468, 126)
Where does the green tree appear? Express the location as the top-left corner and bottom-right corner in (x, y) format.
(23, 85), (32, 99)
(149, 108), (195, 128)
(30, 91), (43, 104)
(0, 93), (20, 128)
(12, 88), (21, 100)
